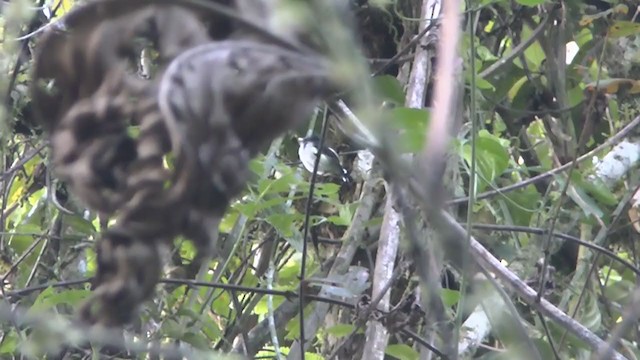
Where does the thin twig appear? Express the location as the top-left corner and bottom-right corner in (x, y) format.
(297, 106), (330, 357)
(447, 114), (640, 205)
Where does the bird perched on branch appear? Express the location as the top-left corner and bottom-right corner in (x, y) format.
(297, 135), (352, 184)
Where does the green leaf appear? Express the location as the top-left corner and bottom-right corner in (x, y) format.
(608, 21), (640, 38)
(161, 319), (186, 339)
(326, 324), (356, 337)
(462, 131), (509, 193)
(504, 187), (540, 226)
(474, 76), (495, 90)
(603, 279), (635, 303)
(372, 75), (406, 105)
(219, 209), (239, 233)
(51, 0), (76, 18)
(476, 45), (498, 62)
(314, 183), (341, 197)
(441, 288), (460, 307)
(0, 331), (18, 354)
(556, 176), (604, 218)
(257, 172), (297, 195)
(390, 107), (430, 153)
(570, 174), (617, 206)
(64, 215), (97, 236)
(249, 157), (265, 175)
(567, 85), (585, 108)
(285, 304), (314, 340)
(520, 24), (545, 69)
(211, 290), (232, 315)
(385, 344), (419, 360)
(181, 331), (210, 349)
(327, 203), (355, 226)
(7, 175), (26, 205)
(254, 296), (286, 316)
(266, 212), (300, 238)
(278, 260), (302, 285)
(580, 288), (602, 332)
(514, 0), (547, 6)
(28, 287), (90, 315)
(8, 222), (42, 254)
(507, 76), (528, 101)
(201, 318), (222, 340)
(303, 352), (325, 360)
(235, 196), (290, 217)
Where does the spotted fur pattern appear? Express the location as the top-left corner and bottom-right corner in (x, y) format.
(30, 0), (334, 327)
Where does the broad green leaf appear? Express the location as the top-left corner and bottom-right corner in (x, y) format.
(515, 0), (547, 6)
(84, 247), (97, 275)
(504, 187), (540, 226)
(507, 76), (528, 101)
(326, 324), (356, 337)
(201, 318), (222, 340)
(521, 24), (545, 70)
(44, 289), (89, 308)
(314, 183), (341, 197)
(603, 279), (634, 304)
(209, 289), (232, 314)
(266, 212), (299, 238)
(390, 107), (430, 153)
(0, 331), (18, 354)
(249, 157), (265, 175)
(175, 308), (203, 322)
(178, 237), (197, 261)
(476, 45), (498, 62)
(474, 76), (495, 90)
(462, 131), (509, 192)
(257, 172), (297, 195)
(567, 85), (585, 108)
(235, 196), (290, 217)
(441, 288), (460, 307)
(278, 260), (302, 285)
(385, 344), (419, 360)
(283, 229), (304, 253)
(303, 352), (325, 360)
(481, 61), (525, 100)
(181, 331), (210, 349)
(555, 177), (604, 218)
(8, 222), (42, 254)
(64, 215), (96, 236)
(51, 0), (75, 18)
(161, 319), (186, 339)
(569, 174), (617, 206)
(254, 295), (286, 316)
(219, 209), (239, 233)
(608, 21), (640, 38)
(575, 27), (593, 47)
(7, 175), (26, 206)
(29, 287), (90, 315)
(285, 304), (314, 340)
(580, 288), (602, 332)
(29, 286), (56, 311)
(372, 75), (405, 105)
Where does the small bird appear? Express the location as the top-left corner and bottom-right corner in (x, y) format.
(297, 135), (352, 184)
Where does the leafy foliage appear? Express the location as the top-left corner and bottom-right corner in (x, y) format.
(1, 0), (640, 359)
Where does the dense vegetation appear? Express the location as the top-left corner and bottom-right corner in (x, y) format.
(1, 0), (640, 359)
